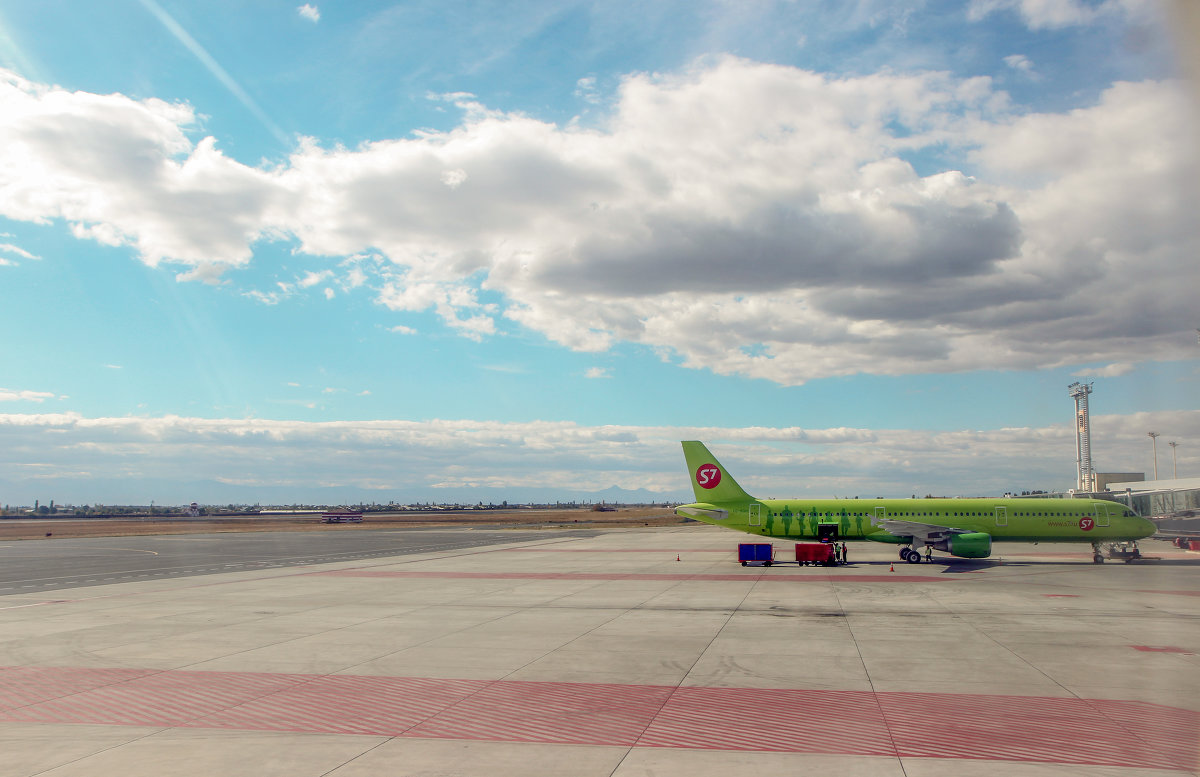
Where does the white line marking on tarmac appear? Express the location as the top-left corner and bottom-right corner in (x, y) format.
(147, 537), (221, 541)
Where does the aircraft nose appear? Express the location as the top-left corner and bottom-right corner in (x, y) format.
(1138, 516), (1157, 538)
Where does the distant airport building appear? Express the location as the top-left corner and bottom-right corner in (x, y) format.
(1095, 473), (1144, 492)
(1106, 476), (1200, 522)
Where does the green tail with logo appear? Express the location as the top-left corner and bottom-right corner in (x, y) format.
(682, 441), (754, 504)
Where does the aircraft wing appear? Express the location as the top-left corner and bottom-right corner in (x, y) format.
(877, 519), (974, 544)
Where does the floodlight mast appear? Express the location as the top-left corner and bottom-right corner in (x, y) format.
(1148, 432), (1160, 480)
(1068, 382), (1094, 492)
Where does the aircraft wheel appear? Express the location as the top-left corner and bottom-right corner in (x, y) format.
(905, 549), (921, 564)
(900, 548), (909, 560)
(1092, 553), (1104, 564)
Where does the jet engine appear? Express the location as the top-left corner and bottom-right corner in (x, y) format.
(932, 532), (992, 558)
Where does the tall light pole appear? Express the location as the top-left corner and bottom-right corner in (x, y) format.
(1169, 441), (1179, 480)
(1148, 432), (1160, 480)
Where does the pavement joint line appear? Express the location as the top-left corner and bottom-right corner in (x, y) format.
(653, 566), (769, 757)
(837, 572), (910, 774)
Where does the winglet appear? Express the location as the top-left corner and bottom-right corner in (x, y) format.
(681, 441), (754, 503)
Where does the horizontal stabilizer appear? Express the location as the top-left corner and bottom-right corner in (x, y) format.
(676, 503), (729, 521)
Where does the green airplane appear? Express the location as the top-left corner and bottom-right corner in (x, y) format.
(676, 441), (1156, 564)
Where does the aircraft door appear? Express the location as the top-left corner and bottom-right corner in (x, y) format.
(749, 504), (762, 527)
(874, 506), (886, 526)
(1092, 503), (1110, 527)
(995, 506), (1008, 527)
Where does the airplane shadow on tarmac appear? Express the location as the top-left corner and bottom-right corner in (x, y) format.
(929, 557), (1200, 570)
(833, 560), (1027, 572)
(936, 560), (1025, 572)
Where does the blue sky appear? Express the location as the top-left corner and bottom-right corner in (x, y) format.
(1, 0), (1197, 505)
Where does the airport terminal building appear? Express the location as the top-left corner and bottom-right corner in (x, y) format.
(1098, 475), (1200, 526)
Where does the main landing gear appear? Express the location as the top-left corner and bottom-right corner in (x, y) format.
(900, 547), (923, 564)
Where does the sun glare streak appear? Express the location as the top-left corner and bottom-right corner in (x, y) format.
(138, 0), (289, 147)
(0, 9), (42, 83)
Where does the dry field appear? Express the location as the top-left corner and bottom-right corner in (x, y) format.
(0, 507), (684, 541)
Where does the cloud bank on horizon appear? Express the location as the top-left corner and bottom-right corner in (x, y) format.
(4, 410), (1196, 504)
(0, 55), (1194, 384)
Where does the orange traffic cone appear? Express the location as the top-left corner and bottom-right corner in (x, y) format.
(676, 555), (680, 561)
(889, 564), (894, 572)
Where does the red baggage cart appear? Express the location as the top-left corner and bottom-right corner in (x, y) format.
(795, 542), (837, 567)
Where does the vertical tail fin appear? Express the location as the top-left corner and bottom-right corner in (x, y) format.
(681, 441), (755, 503)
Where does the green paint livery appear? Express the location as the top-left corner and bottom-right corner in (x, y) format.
(677, 441), (1155, 563)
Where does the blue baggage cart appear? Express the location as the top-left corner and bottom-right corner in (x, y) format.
(738, 543), (775, 567)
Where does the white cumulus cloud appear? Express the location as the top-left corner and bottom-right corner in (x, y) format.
(0, 60), (1194, 384)
(0, 389), (56, 402)
(0, 242), (38, 263)
(1003, 54), (1037, 77)
(968, 0), (1157, 29)
(1074, 363), (1135, 377)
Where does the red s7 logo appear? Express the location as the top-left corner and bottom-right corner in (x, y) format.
(696, 464), (722, 489)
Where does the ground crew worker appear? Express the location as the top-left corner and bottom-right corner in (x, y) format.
(840, 541), (848, 564)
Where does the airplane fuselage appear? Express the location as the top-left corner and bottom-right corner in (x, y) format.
(677, 496), (1154, 544)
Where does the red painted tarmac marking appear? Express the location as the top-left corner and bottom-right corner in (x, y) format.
(640, 686), (894, 755)
(502, 548), (732, 553)
(0, 666), (152, 711)
(0, 668), (305, 728)
(314, 570), (945, 584)
(1131, 645), (1194, 654)
(408, 679), (674, 746)
(0, 667), (1195, 771)
(876, 693), (1197, 772)
(200, 675), (489, 736)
